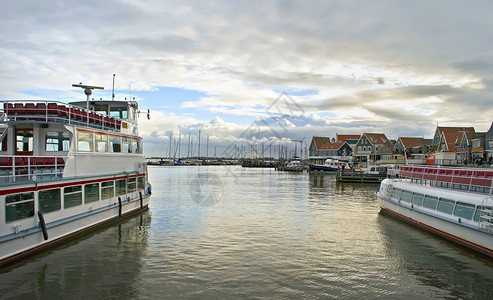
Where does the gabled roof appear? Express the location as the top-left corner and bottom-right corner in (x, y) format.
(398, 137), (423, 148)
(336, 134), (360, 143)
(362, 133), (389, 146)
(311, 137), (332, 150)
(318, 141), (346, 150)
(437, 127), (475, 152)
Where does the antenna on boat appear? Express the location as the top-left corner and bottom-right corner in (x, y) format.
(112, 74), (115, 101)
(72, 83), (104, 110)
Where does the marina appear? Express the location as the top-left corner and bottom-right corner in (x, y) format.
(0, 165), (491, 299)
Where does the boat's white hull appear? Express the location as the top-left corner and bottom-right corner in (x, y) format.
(0, 179), (150, 267)
(377, 193), (493, 257)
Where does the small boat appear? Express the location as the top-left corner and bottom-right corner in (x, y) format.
(0, 86), (152, 267)
(241, 159), (275, 168)
(278, 158), (304, 172)
(336, 165), (387, 183)
(377, 165), (493, 257)
(309, 158), (349, 172)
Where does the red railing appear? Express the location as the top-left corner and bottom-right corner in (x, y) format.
(0, 155), (66, 182)
(1, 101), (122, 131)
(399, 165), (493, 192)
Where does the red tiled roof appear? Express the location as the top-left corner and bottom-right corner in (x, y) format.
(319, 141), (345, 150)
(363, 133), (388, 145)
(312, 137), (332, 149)
(336, 134), (360, 143)
(438, 127), (475, 152)
(399, 137), (423, 148)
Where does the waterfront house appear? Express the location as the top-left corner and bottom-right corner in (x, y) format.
(353, 133), (390, 164)
(432, 126), (476, 164)
(308, 136), (353, 164)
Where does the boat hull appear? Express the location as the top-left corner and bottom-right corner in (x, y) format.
(309, 165), (338, 172)
(377, 193), (493, 258)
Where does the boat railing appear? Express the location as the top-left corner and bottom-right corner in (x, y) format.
(0, 154), (67, 183)
(479, 197), (493, 233)
(1, 100), (122, 132)
(399, 165), (493, 195)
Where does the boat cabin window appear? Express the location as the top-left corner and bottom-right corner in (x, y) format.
(122, 138), (131, 153)
(110, 136), (121, 152)
(453, 202), (475, 220)
(473, 209), (481, 222)
(423, 195), (438, 210)
(401, 190), (412, 203)
(101, 181), (115, 199)
(84, 183), (100, 203)
(64, 186), (82, 208)
(77, 132), (93, 152)
(95, 134), (108, 152)
(411, 193), (424, 206)
(138, 176), (145, 190)
(129, 107), (136, 121)
(94, 105), (108, 116)
(1, 132), (7, 152)
(16, 130), (33, 153)
(5, 192), (35, 223)
(46, 132), (70, 152)
(437, 198), (455, 215)
(391, 188), (401, 199)
(109, 107), (128, 119)
(127, 177), (137, 192)
(116, 179), (126, 195)
(39, 188), (61, 213)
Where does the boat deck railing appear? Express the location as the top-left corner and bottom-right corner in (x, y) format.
(1, 100), (122, 132)
(397, 165), (493, 195)
(0, 154), (66, 184)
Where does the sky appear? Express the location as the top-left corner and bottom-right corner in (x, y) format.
(2, 0), (493, 158)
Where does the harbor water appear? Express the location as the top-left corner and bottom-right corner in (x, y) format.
(1, 166), (492, 299)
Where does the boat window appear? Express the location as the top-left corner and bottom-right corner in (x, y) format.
(122, 138), (131, 153)
(45, 131), (70, 152)
(391, 188), (401, 199)
(131, 140), (138, 154)
(423, 195), (438, 210)
(437, 198), (455, 214)
(101, 181), (115, 199)
(109, 107), (128, 119)
(453, 202), (475, 220)
(39, 188), (61, 213)
(77, 132), (93, 152)
(64, 186), (82, 208)
(94, 105), (107, 116)
(137, 141), (142, 154)
(110, 136), (121, 153)
(5, 192), (35, 222)
(129, 107), (135, 121)
(401, 190), (412, 203)
(138, 176), (145, 190)
(411, 193), (424, 206)
(116, 179), (126, 195)
(16, 130), (33, 152)
(84, 183), (100, 203)
(473, 208), (481, 222)
(1, 132), (7, 152)
(95, 134), (108, 152)
(127, 177), (137, 192)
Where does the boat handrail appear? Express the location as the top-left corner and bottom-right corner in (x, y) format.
(1, 100), (122, 132)
(399, 165), (493, 195)
(0, 154), (67, 183)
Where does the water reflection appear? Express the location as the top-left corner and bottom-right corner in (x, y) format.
(0, 212), (151, 299)
(377, 214), (493, 299)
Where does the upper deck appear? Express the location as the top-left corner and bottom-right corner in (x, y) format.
(1, 99), (141, 136)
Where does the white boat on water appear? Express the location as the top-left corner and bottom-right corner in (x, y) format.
(309, 157), (351, 173)
(0, 86), (151, 267)
(377, 165), (493, 257)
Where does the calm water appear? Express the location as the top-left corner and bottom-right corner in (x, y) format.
(1, 166), (492, 299)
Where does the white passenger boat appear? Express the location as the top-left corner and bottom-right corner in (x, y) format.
(0, 86), (151, 267)
(377, 165), (493, 257)
(309, 158), (350, 173)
